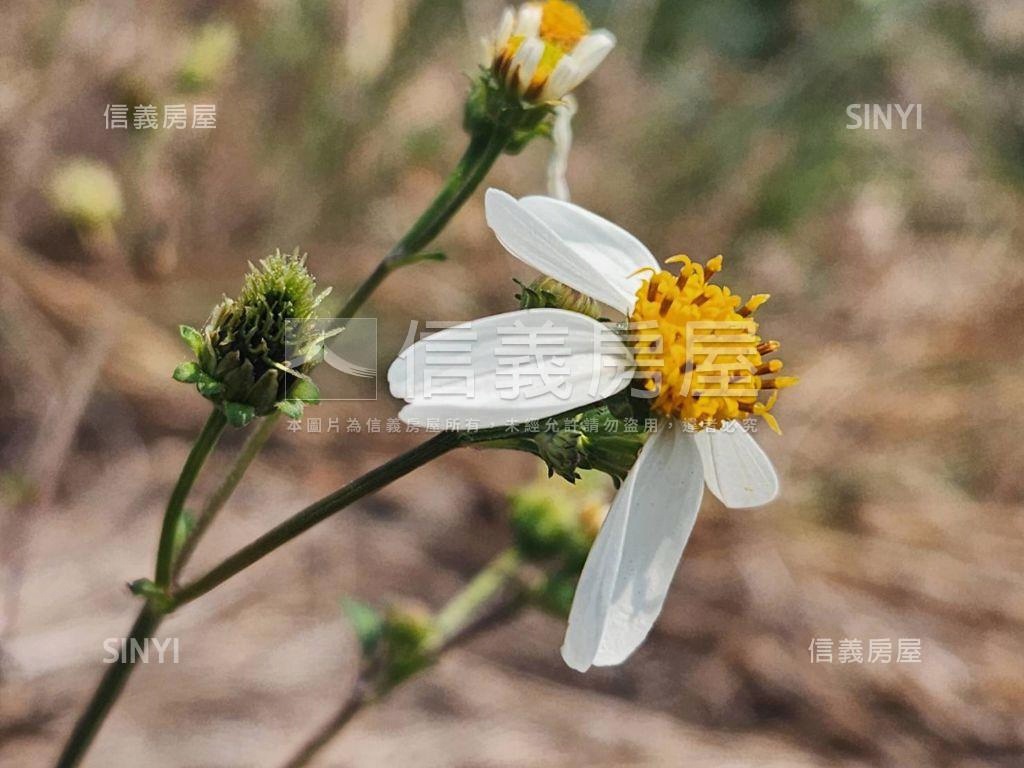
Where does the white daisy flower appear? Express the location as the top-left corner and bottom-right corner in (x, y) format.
(481, 1), (616, 103)
(388, 188), (797, 672)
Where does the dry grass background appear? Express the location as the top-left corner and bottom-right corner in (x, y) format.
(2, 0), (1024, 766)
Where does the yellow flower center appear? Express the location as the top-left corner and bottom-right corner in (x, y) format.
(537, 0), (590, 51)
(628, 255), (796, 433)
(495, 2), (589, 97)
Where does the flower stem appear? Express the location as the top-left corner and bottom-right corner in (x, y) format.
(172, 411), (282, 581)
(154, 408), (228, 589)
(279, 548), (526, 768)
(337, 123), (512, 319)
(54, 605), (162, 768)
(168, 429), (506, 609)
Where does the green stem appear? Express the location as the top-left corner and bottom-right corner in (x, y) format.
(55, 606), (162, 768)
(169, 429), (506, 609)
(337, 124), (512, 319)
(279, 548), (526, 768)
(429, 548), (521, 650)
(172, 412), (281, 581)
(154, 408), (228, 588)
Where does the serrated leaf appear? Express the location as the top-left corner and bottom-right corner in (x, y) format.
(275, 399), (304, 419)
(224, 402), (255, 428)
(179, 325), (205, 355)
(341, 598), (383, 655)
(289, 378), (320, 405)
(172, 361), (202, 383)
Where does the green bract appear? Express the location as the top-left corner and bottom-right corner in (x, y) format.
(464, 70), (555, 153)
(174, 248), (331, 426)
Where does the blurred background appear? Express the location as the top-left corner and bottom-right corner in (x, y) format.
(2, 0), (1023, 765)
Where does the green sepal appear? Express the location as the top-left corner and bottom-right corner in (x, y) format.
(342, 598), (383, 656)
(172, 361), (202, 383)
(224, 402), (255, 428)
(179, 325), (205, 355)
(275, 399), (304, 419)
(289, 378), (320, 405)
(196, 379), (223, 397)
(246, 369), (280, 414)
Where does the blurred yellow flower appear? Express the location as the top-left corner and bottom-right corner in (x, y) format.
(481, 1), (615, 103)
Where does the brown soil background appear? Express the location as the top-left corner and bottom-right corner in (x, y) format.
(2, 1), (1023, 766)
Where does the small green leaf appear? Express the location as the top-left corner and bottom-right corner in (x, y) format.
(341, 598), (383, 656)
(289, 378), (320, 405)
(224, 402), (255, 428)
(179, 325), (205, 355)
(127, 578), (173, 612)
(172, 361), (202, 383)
(275, 399), (304, 419)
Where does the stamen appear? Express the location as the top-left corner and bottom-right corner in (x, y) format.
(754, 360), (783, 375)
(738, 294), (770, 318)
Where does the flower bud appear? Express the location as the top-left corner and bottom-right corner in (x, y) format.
(516, 276), (600, 319)
(380, 601), (436, 686)
(174, 248), (331, 426)
(530, 406), (646, 486)
(49, 159), (123, 232)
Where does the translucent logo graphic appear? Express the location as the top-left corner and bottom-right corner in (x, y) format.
(285, 317), (378, 400)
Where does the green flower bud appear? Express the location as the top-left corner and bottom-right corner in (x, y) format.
(509, 475), (610, 569)
(178, 21), (239, 91)
(380, 601), (436, 687)
(464, 72), (554, 152)
(49, 159), (124, 231)
(175, 249), (331, 426)
(516, 276), (600, 319)
(531, 406), (646, 487)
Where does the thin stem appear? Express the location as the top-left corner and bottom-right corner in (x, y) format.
(169, 430), (505, 609)
(337, 124), (512, 319)
(279, 548), (526, 768)
(429, 548), (521, 650)
(55, 606), (162, 768)
(154, 408), (228, 588)
(172, 411), (282, 581)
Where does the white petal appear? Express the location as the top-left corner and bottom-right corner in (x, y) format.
(387, 308), (632, 430)
(569, 30), (616, 85)
(479, 37), (495, 69)
(485, 189), (656, 315)
(495, 7), (515, 50)
(561, 425), (704, 672)
(545, 97), (576, 201)
(541, 56), (579, 101)
(514, 4), (542, 37)
(511, 38), (544, 94)
(694, 422), (779, 508)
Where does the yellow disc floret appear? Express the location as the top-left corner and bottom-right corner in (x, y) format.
(537, 0), (590, 51)
(629, 256), (796, 433)
(494, 2), (591, 100)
